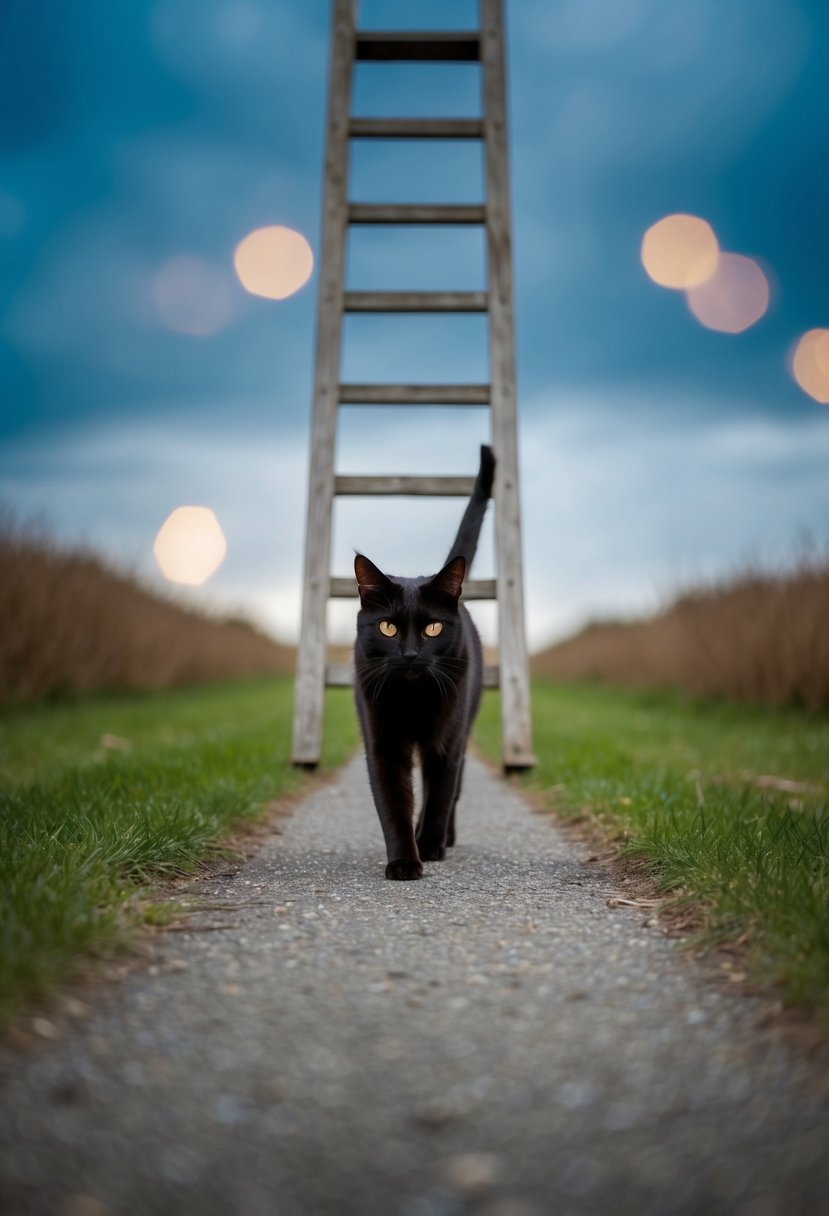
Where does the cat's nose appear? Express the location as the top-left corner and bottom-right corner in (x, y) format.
(402, 645), (419, 663)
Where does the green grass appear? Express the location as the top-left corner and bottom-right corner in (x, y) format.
(0, 678), (358, 1024)
(6, 674), (828, 1027)
(476, 681), (829, 1019)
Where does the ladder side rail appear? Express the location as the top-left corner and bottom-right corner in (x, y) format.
(292, 0), (356, 766)
(480, 0), (535, 769)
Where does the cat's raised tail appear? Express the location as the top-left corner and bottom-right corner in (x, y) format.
(446, 444), (495, 570)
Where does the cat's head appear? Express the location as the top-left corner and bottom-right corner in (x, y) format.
(354, 554), (466, 681)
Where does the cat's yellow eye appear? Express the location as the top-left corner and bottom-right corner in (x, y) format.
(378, 620), (398, 637)
(423, 622), (443, 638)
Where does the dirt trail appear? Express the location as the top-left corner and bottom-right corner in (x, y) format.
(1, 755), (827, 1215)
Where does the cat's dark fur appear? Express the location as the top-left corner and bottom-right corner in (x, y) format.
(354, 445), (495, 880)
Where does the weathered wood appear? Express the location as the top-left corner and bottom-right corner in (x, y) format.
(481, 0), (534, 769)
(329, 578), (362, 599)
(349, 117), (485, 139)
(355, 32), (481, 61)
(327, 663), (500, 688)
(339, 383), (490, 405)
(344, 291), (488, 313)
(335, 475), (476, 497)
(330, 577), (497, 600)
(326, 662), (355, 687)
(348, 203), (486, 225)
(291, 0), (355, 767)
(295, 0), (533, 771)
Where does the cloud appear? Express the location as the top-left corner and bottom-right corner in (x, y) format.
(520, 0), (810, 172)
(148, 0), (325, 121)
(4, 391), (827, 652)
(0, 412), (308, 640)
(520, 388), (829, 645)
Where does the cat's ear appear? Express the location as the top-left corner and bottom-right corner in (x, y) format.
(355, 554), (396, 608)
(428, 556), (466, 602)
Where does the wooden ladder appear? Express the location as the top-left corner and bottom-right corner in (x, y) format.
(292, 0), (534, 772)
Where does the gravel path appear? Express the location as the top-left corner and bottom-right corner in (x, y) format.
(1, 753), (828, 1216)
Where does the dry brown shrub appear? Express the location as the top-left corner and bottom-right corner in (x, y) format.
(0, 525), (294, 702)
(532, 558), (829, 711)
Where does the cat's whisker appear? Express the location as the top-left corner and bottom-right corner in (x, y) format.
(362, 660), (393, 702)
(427, 663), (456, 702)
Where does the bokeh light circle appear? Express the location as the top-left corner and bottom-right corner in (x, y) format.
(153, 506), (227, 585)
(685, 252), (769, 334)
(233, 225), (314, 300)
(152, 256), (234, 336)
(641, 213), (719, 289)
(791, 328), (829, 404)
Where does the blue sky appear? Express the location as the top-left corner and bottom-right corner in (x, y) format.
(2, 0), (828, 648)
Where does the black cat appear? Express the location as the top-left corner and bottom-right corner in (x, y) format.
(354, 445), (495, 880)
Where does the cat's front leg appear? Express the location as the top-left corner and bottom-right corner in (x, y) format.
(385, 858), (423, 880)
(364, 742), (423, 880)
(416, 747), (463, 862)
(445, 755), (465, 848)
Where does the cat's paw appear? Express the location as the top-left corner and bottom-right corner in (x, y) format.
(418, 843), (447, 862)
(385, 858), (424, 881)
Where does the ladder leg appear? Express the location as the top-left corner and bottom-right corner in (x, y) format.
(481, 0), (535, 769)
(292, 0), (356, 767)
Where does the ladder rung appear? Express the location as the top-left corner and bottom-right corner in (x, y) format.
(339, 383), (490, 405)
(335, 475), (476, 497)
(349, 118), (484, 139)
(326, 662), (354, 687)
(355, 32), (481, 62)
(344, 291), (487, 313)
(330, 577), (497, 600)
(326, 663), (500, 688)
(463, 579), (498, 600)
(330, 578), (361, 598)
(348, 204), (485, 225)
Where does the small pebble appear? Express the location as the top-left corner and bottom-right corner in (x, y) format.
(445, 1153), (500, 1196)
(32, 1018), (58, 1040)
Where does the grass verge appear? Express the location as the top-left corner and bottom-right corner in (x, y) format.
(0, 677), (358, 1026)
(476, 681), (829, 1022)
